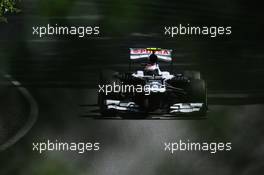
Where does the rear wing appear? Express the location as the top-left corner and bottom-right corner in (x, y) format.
(130, 48), (173, 62)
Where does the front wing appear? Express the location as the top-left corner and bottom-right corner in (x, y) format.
(105, 99), (204, 114)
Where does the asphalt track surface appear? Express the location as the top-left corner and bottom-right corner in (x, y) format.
(2, 86), (264, 175)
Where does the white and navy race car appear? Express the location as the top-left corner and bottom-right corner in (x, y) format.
(98, 48), (207, 118)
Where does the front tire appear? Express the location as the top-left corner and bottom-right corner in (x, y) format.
(188, 79), (207, 116)
(98, 70), (120, 117)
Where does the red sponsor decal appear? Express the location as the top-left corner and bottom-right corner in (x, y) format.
(131, 49), (170, 55)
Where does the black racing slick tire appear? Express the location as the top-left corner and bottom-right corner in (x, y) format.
(188, 79), (208, 116)
(98, 70), (120, 117)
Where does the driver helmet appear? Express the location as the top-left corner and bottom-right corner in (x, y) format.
(149, 53), (158, 64)
(145, 53), (158, 71)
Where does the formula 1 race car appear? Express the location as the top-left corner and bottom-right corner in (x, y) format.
(98, 48), (207, 118)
